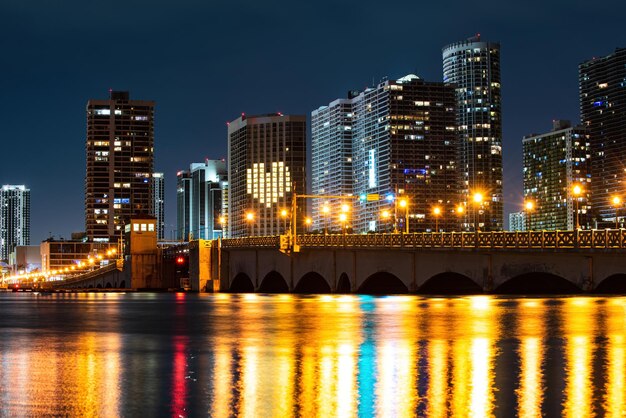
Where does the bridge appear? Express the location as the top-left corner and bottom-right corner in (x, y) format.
(203, 230), (626, 294)
(25, 229), (626, 294)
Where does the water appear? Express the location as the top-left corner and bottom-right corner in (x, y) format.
(0, 292), (625, 417)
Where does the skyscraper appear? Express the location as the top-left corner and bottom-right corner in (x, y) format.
(522, 120), (591, 230)
(228, 114), (306, 238)
(312, 75), (459, 233)
(85, 91), (155, 242)
(176, 160), (228, 240)
(443, 35), (503, 231)
(0, 185), (30, 261)
(152, 172), (165, 240)
(311, 96), (354, 233)
(580, 48), (626, 228)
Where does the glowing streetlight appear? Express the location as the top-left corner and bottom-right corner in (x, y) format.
(280, 208), (289, 233)
(304, 217), (312, 232)
(524, 200), (534, 231)
(218, 215), (226, 236)
(612, 196), (621, 229)
(433, 206), (441, 232)
(473, 192), (484, 232)
(398, 198), (409, 233)
(322, 204), (330, 235)
(245, 211), (255, 236)
(572, 184), (582, 230)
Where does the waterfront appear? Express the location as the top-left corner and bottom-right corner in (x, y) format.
(0, 293), (625, 417)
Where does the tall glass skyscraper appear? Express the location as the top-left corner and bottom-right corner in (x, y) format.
(176, 160), (227, 240)
(312, 75), (460, 234)
(580, 48), (626, 228)
(0, 185), (30, 261)
(443, 35), (503, 231)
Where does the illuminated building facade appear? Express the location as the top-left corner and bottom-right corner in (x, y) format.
(508, 211), (526, 231)
(176, 160), (228, 240)
(313, 75), (459, 233)
(85, 91), (155, 242)
(0, 185), (30, 261)
(311, 96), (354, 233)
(443, 35), (503, 231)
(227, 114), (306, 238)
(580, 48), (626, 228)
(522, 120), (591, 230)
(152, 172), (165, 240)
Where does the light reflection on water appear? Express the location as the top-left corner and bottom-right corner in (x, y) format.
(0, 293), (625, 416)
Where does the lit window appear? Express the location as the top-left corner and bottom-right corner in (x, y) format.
(133, 224), (140, 232)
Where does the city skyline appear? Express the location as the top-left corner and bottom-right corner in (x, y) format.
(2, 0), (625, 242)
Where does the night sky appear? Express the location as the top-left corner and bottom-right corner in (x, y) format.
(2, 0), (625, 242)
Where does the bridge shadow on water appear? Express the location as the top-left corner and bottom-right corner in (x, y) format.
(494, 272), (583, 295)
(226, 271), (626, 295)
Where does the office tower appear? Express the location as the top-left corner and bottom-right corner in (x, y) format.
(152, 172), (165, 240)
(508, 212), (526, 232)
(312, 75), (459, 233)
(311, 96), (355, 233)
(523, 120), (591, 230)
(228, 114), (306, 238)
(85, 90), (155, 242)
(176, 160), (228, 240)
(443, 35), (503, 231)
(580, 48), (626, 228)
(0, 185), (30, 261)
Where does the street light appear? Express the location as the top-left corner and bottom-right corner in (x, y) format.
(456, 204), (465, 232)
(245, 211), (255, 236)
(473, 192), (484, 232)
(524, 200), (534, 231)
(612, 196), (621, 229)
(433, 206), (441, 232)
(398, 198), (409, 233)
(339, 212), (348, 236)
(381, 210), (391, 232)
(218, 215), (226, 237)
(572, 184), (582, 230)
(322, 204), (330, 235)
(304, 217), (312, 233)
(280, 208), (289, 234)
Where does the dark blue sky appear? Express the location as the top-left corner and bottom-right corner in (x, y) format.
(2, 0), (625, 241)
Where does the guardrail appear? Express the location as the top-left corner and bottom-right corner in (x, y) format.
(222, 229), (626, 250)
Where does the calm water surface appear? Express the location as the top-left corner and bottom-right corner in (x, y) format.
(0, 292), (625, 417)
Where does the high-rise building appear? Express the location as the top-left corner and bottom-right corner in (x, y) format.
(523, 120), (591, 230)
(580, 48), (626, 228)
(311, 96), (354, 233)
(227, 114), (306, 238)
(443, 35), (504, 231)
(152, 172), (165, 240)
(312, 75), (459, 233)
(0, 185), (30, 261)
(176, 160), (228, 240)
(85, 91), (155, 242)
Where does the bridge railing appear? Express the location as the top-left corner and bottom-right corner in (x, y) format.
(221, 229), (626, 250)
(50, 262), (121, 288)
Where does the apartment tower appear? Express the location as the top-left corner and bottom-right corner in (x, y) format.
(85, 91), (155, 242)
(443, 35), (503, 230)
(227, 114), (306, 238)
(580, 48), (626, 228)
(0, 185), (30, 261)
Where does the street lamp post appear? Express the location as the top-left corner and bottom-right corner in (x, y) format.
(398, 198), (409, 233)
(322, 204), (330, 235)
(433, 206), (441, 232)
(381, 210), (391, 233)
(612, 196), (621, 229)
(218, 215), (226, 238)
(473, 192), (484, 232)
(280, 208), (289, 234)
(572, 185), (582, 230)
(456, 204), (465, 232)
(524, 200), (534, 231)
(245, 212), (255, 236)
